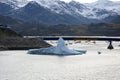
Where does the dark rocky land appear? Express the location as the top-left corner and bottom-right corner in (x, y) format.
(0, 26), (51, 50)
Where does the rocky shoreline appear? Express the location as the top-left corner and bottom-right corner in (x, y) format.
(0, 37), (51, 50)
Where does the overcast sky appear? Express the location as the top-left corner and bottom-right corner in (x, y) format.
(60, 0), (120, 3)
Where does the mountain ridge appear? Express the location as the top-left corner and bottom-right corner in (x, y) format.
(0, 0), (119, 25)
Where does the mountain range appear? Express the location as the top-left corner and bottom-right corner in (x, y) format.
(0, 0), (120, 36)
(0, 0), (120, 25)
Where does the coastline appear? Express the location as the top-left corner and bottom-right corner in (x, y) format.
(0, 37), (51, 50)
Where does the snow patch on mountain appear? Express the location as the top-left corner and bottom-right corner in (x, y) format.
(85, 0), (120, 14)
(0, 0), (28, 8)
(34, 0), (120, 19)
(82, 0), (120, 19)
(0, 0), (120, 20)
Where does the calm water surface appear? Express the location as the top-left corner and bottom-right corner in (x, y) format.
(0, 49), (120, 80)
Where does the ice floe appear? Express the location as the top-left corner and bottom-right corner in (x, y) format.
(28, 37), (86, 55)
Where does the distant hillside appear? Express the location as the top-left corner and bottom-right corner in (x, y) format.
(111, 15), (120, 23)
(0, 15), (26, 32)
(19, 24), (92, 36)
(0, 25), (51, 50)
(0, 15), (120, 36)
(19, 23), (120, 36)
(0, 27), (21, 38)
(88, 23), (120, 36)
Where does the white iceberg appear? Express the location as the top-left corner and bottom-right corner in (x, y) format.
(28, 37), (86, 55)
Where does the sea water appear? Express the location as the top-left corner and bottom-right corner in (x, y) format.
(0, 41), (120, 80)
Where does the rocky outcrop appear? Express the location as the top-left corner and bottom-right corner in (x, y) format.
(0, 37), (51, 50)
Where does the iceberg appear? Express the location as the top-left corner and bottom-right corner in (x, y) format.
(28, 37), (86, 55)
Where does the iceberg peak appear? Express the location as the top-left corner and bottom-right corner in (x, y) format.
(57, 37), (66, 47)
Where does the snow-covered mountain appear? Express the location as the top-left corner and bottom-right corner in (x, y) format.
(0, 2), (13, 15)
(9, 1), (91, 25)
(84, 0), (120, 19)
(86, 0), (120, 11)
(0, 0), (28, 8)
(0, 0), (120, 24)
